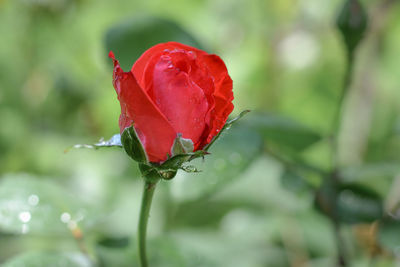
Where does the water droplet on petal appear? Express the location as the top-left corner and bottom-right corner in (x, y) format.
(187, 51), (196, 60)
(167, 63), (174, 70)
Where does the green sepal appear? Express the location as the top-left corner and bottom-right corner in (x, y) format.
(121, 126), (148, 164)
(165, 150), (208, 169)
(139, 163), (177, 181)
(171, 133), (194, 156)
(139, 164), (168, 182)
(336, 0), (368, 53)
(138, 150), (208, 181)
(204, 110), (250, 151)
(65, 134), (122, 153)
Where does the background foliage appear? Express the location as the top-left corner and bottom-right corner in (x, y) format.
(1, 0), (400, 266)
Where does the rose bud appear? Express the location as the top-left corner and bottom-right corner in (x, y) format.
(110, 42), (239, 179)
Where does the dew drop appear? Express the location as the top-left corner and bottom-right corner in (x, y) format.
(19, 211), (31, 223)
(60, 212), (71, 223)
(28, 194), (39, 206)
(187, 51), (196, 60)
(166, 63), (174, 70)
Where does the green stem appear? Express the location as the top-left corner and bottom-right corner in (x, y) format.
(331, 50), (355, 168)
(329, 48), (355, 267)
(334, 221), (347, 267)
(137, 180), (158, 267)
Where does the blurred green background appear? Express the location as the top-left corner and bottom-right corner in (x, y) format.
(1, 0), (400, 266)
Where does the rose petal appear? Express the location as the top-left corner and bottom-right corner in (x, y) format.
(132, 42), (207, 87)
(109, 51), (177, 163)
(200, 54), (234, 143)
(151, 53), (209, 147)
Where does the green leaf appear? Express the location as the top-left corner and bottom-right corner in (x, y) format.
(2, 251), (92, 267)
(105, 16), (203, 70)
(280, 169), (312, 194)
(65, 134), (122, 152)
(315, 180), (383, 224)
(378, 218), (400, 251)
(0, 174), (92, 235)
(121, 126), (148, 164)
(336, 0), (368, 53)
(243, 112), (321, 152)
(336, 184), (383, 224)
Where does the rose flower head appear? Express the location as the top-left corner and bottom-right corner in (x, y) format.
(110, 42), (241, 179)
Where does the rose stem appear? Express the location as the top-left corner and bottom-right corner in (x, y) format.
(137, 180), (157, 267)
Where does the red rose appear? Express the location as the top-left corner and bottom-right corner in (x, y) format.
(109, 42), (234, 163)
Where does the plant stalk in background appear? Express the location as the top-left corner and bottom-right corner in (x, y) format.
(330, 0), (368, 265)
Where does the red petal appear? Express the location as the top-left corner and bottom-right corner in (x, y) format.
(151, 53), (209, 147)
(200, 54), (234, 144)
(131, 42), (207, 88)
(109, 51), (176, 163)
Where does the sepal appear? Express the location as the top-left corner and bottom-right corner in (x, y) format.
(139, 150), (208, 181)
(204, 110), (250, 151)
(121, 126), (148, 164)
(171, 133), (194, 156)
(65, 134), (122, 152)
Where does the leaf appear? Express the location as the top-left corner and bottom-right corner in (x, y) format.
(336, 184), (383, 224)
(315, 180), (383, 224)
(104, 16), (203, 70)
(243, 112), (321, 152)
(0, 174), (93, 235)
(65, 134), (122, 152)
(121, 126), (148, 164)
(95, 237), (135, 267)
(2, 251), (92, 267)
(378, 218), (400, 251)
(280, 169), (312, 194)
